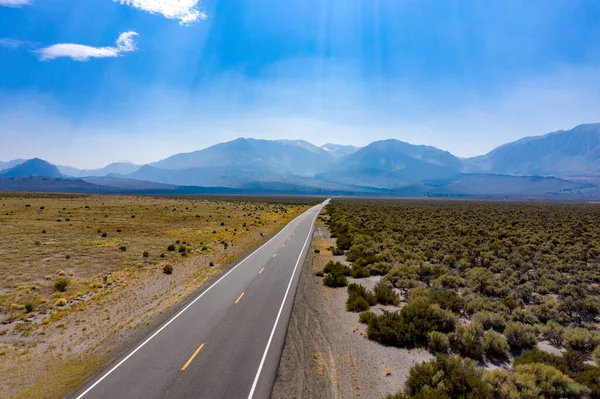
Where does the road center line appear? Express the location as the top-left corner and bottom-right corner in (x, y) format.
(235, 292), (245, 304)
(247, 208), (320, 399)
(259, 267), (265, 274)
(272, 254), (276, 258)
(181, 343), (205, 371)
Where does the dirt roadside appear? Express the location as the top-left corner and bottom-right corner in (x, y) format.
(272, 216), (432, 399)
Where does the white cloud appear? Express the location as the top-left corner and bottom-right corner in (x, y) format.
(114, 0), (206, 25)
(0, 0), (31, 7)
(37, 31), (138, 61)
(0, 38), (25, 48)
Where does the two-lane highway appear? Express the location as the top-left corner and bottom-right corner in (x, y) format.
(72, 199), (329, 399)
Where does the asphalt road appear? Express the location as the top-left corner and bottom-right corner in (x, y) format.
(72, 199), (328, 399)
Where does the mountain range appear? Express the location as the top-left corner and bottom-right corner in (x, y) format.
(2, 123), (600, 199)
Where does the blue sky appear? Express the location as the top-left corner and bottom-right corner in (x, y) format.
(1, 0), (600, 168)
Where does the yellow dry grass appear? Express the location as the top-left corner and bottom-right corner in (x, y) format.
(0, 193), (312, 399)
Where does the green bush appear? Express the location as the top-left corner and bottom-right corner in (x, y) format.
(374, 280), (400, 306)
(483, 330), (509, 361)
(403, 355), (491, 398)
(323, 261), (350, 276)
(323, 273), (348, 288)
(25, 302), (34, 313)
(347, 283), (377, 312)
(472, 311), (506, 332)
(143, 251), (149, 258)
(167, 244), (176, 251)
(350, 266), (370, 278)
(564, 328), (600, 354)
(449, 322), (484, 361)
(54, 278), (70, 292)
(504, 322), (538, 351)
(593, 345), (600, 367)
(431, 289), (465, 313)
(163, 264), (173, 275)
(427, 331), (449, 354)
(367, 298), (455, 348)
(359, 310), (377, 325)
(119, 246), (127, 252)
(512, 363), (590, 398)
(541, 321), (564, 347)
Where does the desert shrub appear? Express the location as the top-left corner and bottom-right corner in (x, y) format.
(209, 261), (214, 266)
(593, 345), (600, 367)
(512, 363), (590, 398)
(143, 251), (149, 258)
(432, 273), (466, 289)
(323, 261), (350, 276)
(359, 310), (377, 325)
(403, 355), (491, 398)
(511, 308), (540, 325)
(449, 322), (484, 360)
(483, 369), (522, 399)
(101, 232), (107, 238)
(119, 246), (127, 252)
(323, 273), (348, 288)
(367, 261), (392, 276)
(472, 311), (506, 332)
(163, 264), (173, 275)
(25, 302), (34, 313)
(346, 283), (377, 312)
(541, 321), (564, 347)
(431, 289), (465, 313)
(564, 328), (600, 354)
(314, 249), (320, 253)
(350, 266), (370, 278)
(54, 298), (67, 307)
(332, 247), (345, 256)
(484, 330), (510, 361)
(178, 245), (187, 253)
(54, 278), (70, 292)
(167, 244), (176, 251)
(427, 331), (449, 354)
(374, 280), (400, 306)
(504, 322), (538, 351)
(367, 298), (455, 348)
(314, 270), (324, 277)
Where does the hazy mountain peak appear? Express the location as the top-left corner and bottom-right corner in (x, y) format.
(0, 158), (63, 178)
(320, 143), (359, 158)
(462, 123), (600, 176)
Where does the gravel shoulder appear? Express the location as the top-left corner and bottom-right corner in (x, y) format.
(272, 218), (432, 399)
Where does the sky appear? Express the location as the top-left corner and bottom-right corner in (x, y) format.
(1, 0), (600, 168)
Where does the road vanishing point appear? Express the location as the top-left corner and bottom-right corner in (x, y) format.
(72, 199), (329, 399)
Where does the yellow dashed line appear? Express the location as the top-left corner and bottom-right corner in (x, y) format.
(259, 267), (265, 274)
(235, 292), (245, 304)
(181, 343), (205, 371)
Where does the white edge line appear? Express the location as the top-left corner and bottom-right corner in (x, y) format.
(247, 204), (322, 399)
(75, 203), (322, 399)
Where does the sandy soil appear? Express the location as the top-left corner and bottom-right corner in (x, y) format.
(273, 217), (432, 399)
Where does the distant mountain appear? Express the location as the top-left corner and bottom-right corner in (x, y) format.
(151, 138), (334, 176)
(462, 123), (600, 176)
(0, 158), (63, 178)
(0, 159), (25, 171)
(58, 162), (140, 177)
(317, 139), (461, 188)
(394, 174), (594, 198)
(320, 143), (359, 159)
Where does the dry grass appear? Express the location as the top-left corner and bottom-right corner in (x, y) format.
(0, 193), (312, 399)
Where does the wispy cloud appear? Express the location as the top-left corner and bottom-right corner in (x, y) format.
(114, 0), (206, 25)
(36, 31), (138, 61)
(0, 0), (31, 7)
(0, 37), (37, 49)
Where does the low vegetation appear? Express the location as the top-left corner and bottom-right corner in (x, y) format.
(321, 199), (600, 397)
